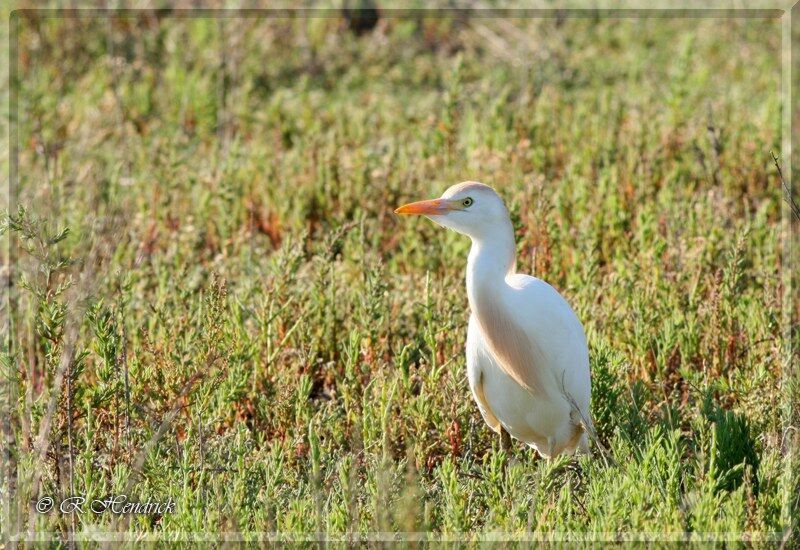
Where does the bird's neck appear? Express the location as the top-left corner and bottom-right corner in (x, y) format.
(466, 221), (517, 305)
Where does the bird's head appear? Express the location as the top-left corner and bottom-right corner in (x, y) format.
(394, 181), (511, 240)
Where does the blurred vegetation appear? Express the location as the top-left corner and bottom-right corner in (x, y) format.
(3, 10), (795, 542)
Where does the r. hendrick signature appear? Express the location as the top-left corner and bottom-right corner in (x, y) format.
(36, 495), (175, 515)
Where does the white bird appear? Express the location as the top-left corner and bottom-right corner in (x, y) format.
(396, 182), (593, 458)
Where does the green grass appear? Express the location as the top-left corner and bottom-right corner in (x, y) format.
(3, 11), (797, 543)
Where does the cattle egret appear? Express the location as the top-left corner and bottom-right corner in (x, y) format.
(396, 182), (593, 458)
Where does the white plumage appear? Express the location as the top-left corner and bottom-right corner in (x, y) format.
(396, 182), (593, 458)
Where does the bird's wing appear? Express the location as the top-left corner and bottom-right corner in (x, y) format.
(505, 274), (591, 405)
(471, 282), (550, 396)
(472, 274), (590, 399)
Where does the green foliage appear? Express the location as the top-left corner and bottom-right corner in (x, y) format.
(5, 13), (790, 542)
(703, 398), (761, 495)
(588, 340), (624, 444)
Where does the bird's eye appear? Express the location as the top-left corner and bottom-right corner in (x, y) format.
(462, 197), (474, 207)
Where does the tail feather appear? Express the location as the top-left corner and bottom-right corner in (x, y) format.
(562, 384), (615, 466)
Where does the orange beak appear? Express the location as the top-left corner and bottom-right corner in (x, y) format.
(394, 198), (450, 216)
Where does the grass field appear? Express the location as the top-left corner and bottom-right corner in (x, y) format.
(3, 10), (798, 542)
